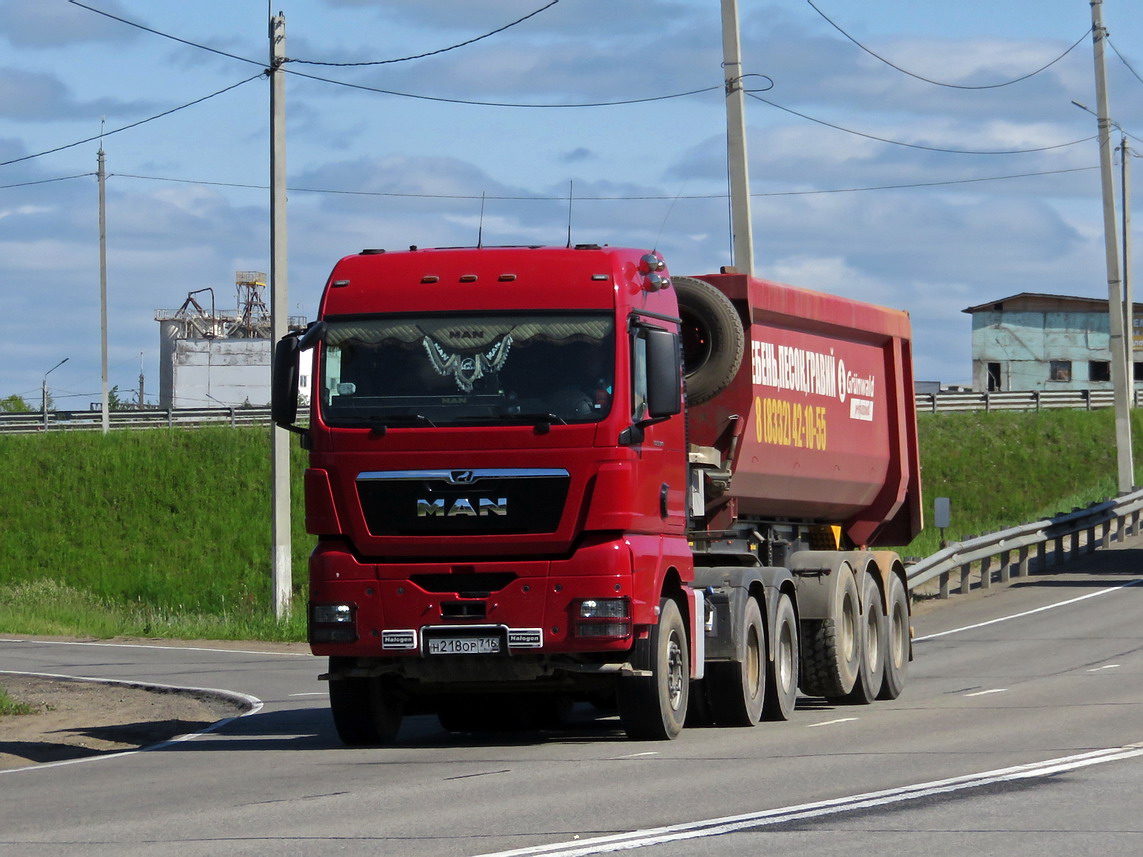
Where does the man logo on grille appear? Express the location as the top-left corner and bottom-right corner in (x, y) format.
(449, 470), (476, 484)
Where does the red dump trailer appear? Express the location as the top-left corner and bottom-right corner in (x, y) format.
(273, 245), (922, 742)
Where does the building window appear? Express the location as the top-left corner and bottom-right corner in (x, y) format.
(1049, 360), (1072, 382)
(987, 362), (1002, 392)
(1135, 362), (1143, 382)
(1089, 361), (1111, 382)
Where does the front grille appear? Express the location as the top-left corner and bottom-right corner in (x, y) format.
(357, 468), (569, 536)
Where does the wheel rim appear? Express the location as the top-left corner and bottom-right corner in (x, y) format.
(667, 634), (685, 711)
(841, 593), (858, 661)
(777, 622), (795, 693)
(865, 607), (880, 667)
(889, 602), (907, 669)
(745, 623), (762, 698)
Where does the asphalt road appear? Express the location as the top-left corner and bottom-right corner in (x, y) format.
(2, 543), (1142, 857)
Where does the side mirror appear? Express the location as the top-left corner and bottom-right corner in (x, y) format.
(272, 335), (301, 431)
(645, 328), (682, 419)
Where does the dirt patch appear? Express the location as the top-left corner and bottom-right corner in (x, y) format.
(0, 674), (249, 770)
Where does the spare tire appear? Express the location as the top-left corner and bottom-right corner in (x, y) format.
(673, 276), (745, 405)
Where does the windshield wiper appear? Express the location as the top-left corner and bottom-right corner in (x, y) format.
(366, 414), (436, 435)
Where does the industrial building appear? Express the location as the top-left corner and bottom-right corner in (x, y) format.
(964, 292), (1142, 392)
(155, 272), (308, 409)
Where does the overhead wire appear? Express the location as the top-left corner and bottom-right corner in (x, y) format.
(0, 74), (263, 168)
(288, 0), (560, 67)
(806, 0), (1091, 90)
(106, 165), (1101, 200)
(66, 0), (265, 68)
(747, 93), (1093, 155)
(0, 173), (95, 190)
(1108, 38), (1143, 88)
(282, 65), (722, 107)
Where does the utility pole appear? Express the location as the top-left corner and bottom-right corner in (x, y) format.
(720, 0), (755, 275)
(1122, 133), (1134, 403)
(270, 11), (292, 619)
(98, 147), (110, 434)
(1090, 0), (1134, 492)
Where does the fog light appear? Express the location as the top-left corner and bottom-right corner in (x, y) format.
(313, 603), (353, 623)
(578, 598), (629, 619)
(310, 602), (358, 644)
(574, 598), (631, 639)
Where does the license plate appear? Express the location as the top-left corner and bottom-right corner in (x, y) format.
(426, 635), (502, 655)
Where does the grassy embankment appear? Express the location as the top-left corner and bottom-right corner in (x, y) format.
(0, 409), (1138, 641)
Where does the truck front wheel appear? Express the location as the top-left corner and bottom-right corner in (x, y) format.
(618, 598), (689, 740)
(329, 669), (404, 746)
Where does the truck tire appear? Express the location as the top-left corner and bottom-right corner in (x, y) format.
(799, 566), (861, 698)
(841, 573), (886, 705)
(705, 596), (766, 726)
(878, 574), (909, 700)
(618, 597), (689, 740)
(673, 276), (744, 405)
(763, 592), (799, 721)
(329, 673), (404, 746)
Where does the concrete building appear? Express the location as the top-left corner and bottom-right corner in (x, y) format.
(964, 292), (1142, 392)
(155, 272), (308, 409)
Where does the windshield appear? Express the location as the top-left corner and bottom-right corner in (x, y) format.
(319, 312), (615, 427)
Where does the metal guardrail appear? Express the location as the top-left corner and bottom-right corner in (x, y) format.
(915, 388), (1139, 413)
(907, 489), (1143, 599)
(0, 407), (274, 433)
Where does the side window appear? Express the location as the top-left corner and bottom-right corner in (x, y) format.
(1049, 360), (1071, 382)
(631, 333), (649, 421)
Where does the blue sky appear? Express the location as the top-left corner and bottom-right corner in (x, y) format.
(1, 0), (1142, 407)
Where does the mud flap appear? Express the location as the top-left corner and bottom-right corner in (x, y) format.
(686, 587), (705, 680)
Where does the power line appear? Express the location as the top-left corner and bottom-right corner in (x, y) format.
(0, 74), (263, 168)
(747, 93), (1093, 155)
(288, 1), (560, 67)
(106, 165), (1101, 200)
(283, 65), (722, 108)
(0, 173), (94, 190)
(806, 0), (1091, 90)
(67, 0), (264, 68)
(1108, 38), (1143, 88)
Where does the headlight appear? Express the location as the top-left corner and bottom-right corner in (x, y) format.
(574, 598), (631, 639)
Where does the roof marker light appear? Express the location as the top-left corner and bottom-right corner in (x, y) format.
(498, 274), (517, 282)
(421, 275), (440, 284)
(459, 274), (478, 282)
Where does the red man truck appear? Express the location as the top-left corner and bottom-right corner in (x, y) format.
(273, 244), (922, 742)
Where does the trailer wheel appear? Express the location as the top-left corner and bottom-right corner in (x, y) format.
(673, 276), (743, 405)
(799, 566), (861, 698)
(618, 598), (689, 740)
(841, 573), (886, 705)
(878, 574), (910, 700)
(763, 593), (799, 721)
(706, 596), (766, 726)
(329, 671), (404, 746)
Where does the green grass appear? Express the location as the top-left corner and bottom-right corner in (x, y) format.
(0, 411), (1138, 641)
(0, 427), (308, 641)
(0, 685), (33, 716)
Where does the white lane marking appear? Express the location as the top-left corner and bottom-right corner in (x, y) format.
(0, 638), (307, 657)
(471, 743), (1143, 857)
(617, 752), (658, 758)
(1088, 664), (1121, 672)
(964, 688), (1007, 697)
(289, 692), (327, 697)
(806, 717), (858, 728)
(914, 576), (1143, 641)
(0, 670), (264, 776)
